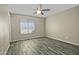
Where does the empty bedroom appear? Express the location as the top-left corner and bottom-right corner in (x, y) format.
(0, 4), (79, 55)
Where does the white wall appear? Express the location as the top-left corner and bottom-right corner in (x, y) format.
(46, 6), (79, 45)
(0, 5), (10, 54)
(10, 14), (45, 42)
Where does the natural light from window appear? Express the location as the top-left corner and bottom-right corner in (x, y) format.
(20, 19), (35, 34)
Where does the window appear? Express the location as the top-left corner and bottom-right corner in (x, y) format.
(20, 19), (35, 34)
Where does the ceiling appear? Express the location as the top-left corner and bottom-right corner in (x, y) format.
(8, 4), (78, 18)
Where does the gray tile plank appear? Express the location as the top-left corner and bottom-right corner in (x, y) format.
(6, 37), (79, 55)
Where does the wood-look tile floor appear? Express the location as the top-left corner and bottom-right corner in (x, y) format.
(6, 37), (79, 55)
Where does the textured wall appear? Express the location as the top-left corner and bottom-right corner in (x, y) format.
(10, 14), (45, 42)
(0, 5), (10, 54)
(46, 6), (79, 45)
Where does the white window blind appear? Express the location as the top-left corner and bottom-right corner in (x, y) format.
(20, 19), (35, 34)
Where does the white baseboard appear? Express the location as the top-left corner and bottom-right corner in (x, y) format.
(47, 36), (79, 46)
(4, 45), (10, 55)
(10, 36), (45, 42)
(10, 38), (27, 42)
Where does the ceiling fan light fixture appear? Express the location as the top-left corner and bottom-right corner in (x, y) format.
(33, 4), (50, 15)
(37, 10), (41, 14)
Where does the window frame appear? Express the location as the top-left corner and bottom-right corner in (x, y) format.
(20, 18), (35, 34)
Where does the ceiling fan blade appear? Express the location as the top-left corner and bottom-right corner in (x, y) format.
(42, 9), (50, 11)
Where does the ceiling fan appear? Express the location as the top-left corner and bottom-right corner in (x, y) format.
(33, 4), (51, 15)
